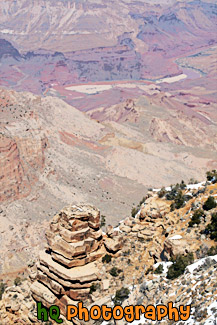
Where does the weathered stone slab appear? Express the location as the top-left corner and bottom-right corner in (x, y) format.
(89, 228), (102, 240)
(67, 288), (90, 301)
(39, 251), (99, 283)
(104, 237), (123, 253)
(51, 245), (105, 268)
(119, 224), (131, 233)
(59, 226), (90, 243)
(31, 281), (57, 306)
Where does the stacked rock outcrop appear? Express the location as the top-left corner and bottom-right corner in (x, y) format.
(138, 195), (170, 221)
(30, 204), (105, 316)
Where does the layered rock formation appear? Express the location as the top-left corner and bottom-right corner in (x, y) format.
(0, 131), (46, 203)
(0, 181), (217, 324)
(30, 205), (105, 317)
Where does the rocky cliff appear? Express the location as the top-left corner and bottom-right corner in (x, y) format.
(30, 205), (105, 312)
(0, 177), (217, 324)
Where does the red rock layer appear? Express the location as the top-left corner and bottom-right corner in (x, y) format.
(0, 133), (46, 202)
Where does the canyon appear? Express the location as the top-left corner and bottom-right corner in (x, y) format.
(0, 178), (217, 324)
(0, 1), (217, 323)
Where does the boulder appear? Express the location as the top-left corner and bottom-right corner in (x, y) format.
(31, 282), (57, 307)
(102, 279), (110, 291)
(132, 224), (146, 232)
(163, 238), (189, 259)
(106, 225), (114, 237)
(67, 288), (90, 301)
(119, 224), (131, 233)
(104, 237), (123, 253)
(124, 217), (134, 227)
(138, 199), (169, 221)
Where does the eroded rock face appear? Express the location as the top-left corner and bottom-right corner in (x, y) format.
(163, 238), (190, 260)
(30, 205), (105, 317)
(1, 182), (217, 324)
(139, 197), (170, 221)
(0, 131), (46, 203)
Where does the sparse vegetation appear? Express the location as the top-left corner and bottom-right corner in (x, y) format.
(189, 178), (199, 184)
(189, 209), (205, 227)
(0, 281), (6, 300)
(122, 249), (130, 256)
(154, 264), (164, 274)
(14, 277), (22, 286)
(166, 182), (186, 204)
(205, 212), (217, 241)
(112, 287), (130, 305)
(174, 190), (185, 209)
(170, 202), (176, 212)
(89, 282), (101, 294)
(139, 197), (146, 206)
(203, 196), (217, 211)
(206, 170), (217, 183)
(102, 254), (112, 264)
(167, 253), (194, 280)
(145, 265), (153, 275)
(180, 180), (187, 189)
(100, 215), (106, 228)
(131, 196), (147, 217)
(207, 245), (217, 256)
(110, 267), (122, 277)
(158, 187), (166, 198)
(166, 184), (180, 201)
(170, 190), (185, 211)
(183, 194), (192, 202)
(131, 206), (140, 218)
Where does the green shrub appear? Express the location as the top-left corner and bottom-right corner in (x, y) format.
(131, 206), (140, 218)
(203, 196), (217, 211)
(207, 246), (217, 256)
(89, 283), (100, 294)
(113, 287), (130, 305)
(170, 190), (185, 211)
(158, 187), (166, 198)
(154, 264), (164, 274)
(189, 209), (205, 227)
(167, 253), (194, 280)
(100, 215), (106, 228)
(102, 254), (112, 264)
(166, 184), (179, 200)
(145, 265), (153, 275)
(206, 170), (217, 183)
(174, 190), (185, 209)
(170, 202), (175, 212)
(110, 267), (122, 277)
(139, 197), (146, 206)
(189, 178), (198, 184)
(180, 180), (187, 189)
(205, 212), (217, 241)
